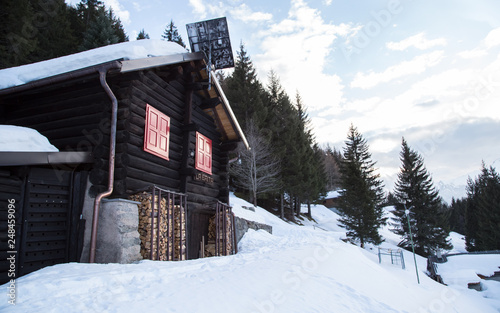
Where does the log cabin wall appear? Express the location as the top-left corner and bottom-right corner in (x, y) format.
(1, 62), (234, 261)
(0, 75), (113, 198)
(114, 66), (231, 259)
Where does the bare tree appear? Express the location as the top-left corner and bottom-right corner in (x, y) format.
(230, 120), (280, 206)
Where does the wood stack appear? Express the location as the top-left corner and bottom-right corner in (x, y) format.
(129, 191), (186, 261)
(204, 213), (233, 257)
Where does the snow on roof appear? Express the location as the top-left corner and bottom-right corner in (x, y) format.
(326, 190), (341, 199)
(0, 125), (58, 152)
(0, 40), (187, 90)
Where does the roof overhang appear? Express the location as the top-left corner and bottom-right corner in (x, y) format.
(0, 151), (93, 166)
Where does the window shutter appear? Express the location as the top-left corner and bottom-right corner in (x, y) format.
(144, 104), (170, 160)
(195, 132), (212, 175)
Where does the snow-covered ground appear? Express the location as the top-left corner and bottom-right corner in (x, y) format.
(2, 194), (499, 312)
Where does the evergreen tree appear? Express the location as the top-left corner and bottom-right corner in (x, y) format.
(109, 8), (128, 42)
(76, 0), (127, 51)
(224, 43), (268, 129)
(265, 71), (301, 219)
(447, 197), (467, 235)
(137, 29), (150, 40)
(465, 163), (500, 251)
(29, 0), (79, 62)
(79, 6), (120, 51)
(0, 0), (37, 68)
(392, 138), (451, 256)
(162, 20), (186, 48)
(337, 124), (386, 248)
(294, 91), (326, 217)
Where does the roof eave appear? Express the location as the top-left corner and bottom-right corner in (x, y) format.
(210, 70), (249, 150)
(120, 51), (205, 73)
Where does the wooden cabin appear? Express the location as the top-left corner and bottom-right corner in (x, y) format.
(0, 41), (248, 281)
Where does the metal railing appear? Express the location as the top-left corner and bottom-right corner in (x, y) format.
(378, 247), (405, 269)
(215, 201), (236, 256)
(150, 185), (187, 261)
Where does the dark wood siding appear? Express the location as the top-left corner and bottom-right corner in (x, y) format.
(0, 166), (87, 284)
(0, 168), (25, 284)
(1, 62), (236, 262)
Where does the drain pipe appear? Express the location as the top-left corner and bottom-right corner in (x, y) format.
(89, 66), (120, 263)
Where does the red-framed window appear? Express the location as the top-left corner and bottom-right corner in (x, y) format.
(195, 132), (212, 175)
(144, 104), (170, 161)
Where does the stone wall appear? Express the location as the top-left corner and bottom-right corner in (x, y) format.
(234, 216), (273, 243)
(94, 198), (142, 263)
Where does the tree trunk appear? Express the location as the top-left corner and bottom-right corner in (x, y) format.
(280, 193), (284, 219)
(307, 199), (311, 219)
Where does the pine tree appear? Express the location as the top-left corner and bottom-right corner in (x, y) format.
(76, 0), (127, 51)
(294, 91), (326, 217)
(465, 163), (500, 251)
(447, 197), (467, 235)
(79, 6), (120, 51)
(337, 124), (386, 248)
(29, 0), (79, 62)
(162, 20), (186, 48)
(137, 29), (150, 40)
(224, 43), (268, 129)
(392, 138), (451, 256)
(265, 71), (301, 219)
(109, 8), (128, 42)
(0, 0), (38, 68)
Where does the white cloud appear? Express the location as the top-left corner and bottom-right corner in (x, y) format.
(104, 0), (131, 24)
(189, 0), (207, 18)
(188, 0), (226, 19)
(350, 50), (445, 89)
(132, 2), (142, 12)
(386, 32), (447, 51)
(232, 4), (272, 23)
(323, 0), (333, 6)
(254, 0), (351, 112)
(458, 48), (488, 59)
(484, 27), (500, 48)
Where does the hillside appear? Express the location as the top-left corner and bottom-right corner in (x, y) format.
(1, 194), (499, 312)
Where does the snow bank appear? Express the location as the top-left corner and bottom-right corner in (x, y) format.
(438, 254), (500, 287)
(0, 125), (58, 152)
(2, 193), (499, 312)
(0, 40), (187, 89)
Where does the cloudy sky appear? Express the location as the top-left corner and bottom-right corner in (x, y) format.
(67, 0), (500, 197)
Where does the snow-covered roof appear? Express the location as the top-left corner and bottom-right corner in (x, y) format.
(326, 190), (341, 199)
(0, 125), (58, 152)
(0, 39), (248, 149)
(0, 40), (187, 90)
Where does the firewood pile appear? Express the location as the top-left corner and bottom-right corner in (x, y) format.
(204, 212), (233, 257)
(129, 191), (186, 261)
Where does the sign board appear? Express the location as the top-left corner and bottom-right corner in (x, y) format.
(186, 17), (235, 70)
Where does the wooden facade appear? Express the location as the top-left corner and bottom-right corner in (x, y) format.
(0, 47), (247, 263)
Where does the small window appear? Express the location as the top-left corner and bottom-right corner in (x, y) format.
(195, 132), (212, 175)
(144, 104), (170, 161)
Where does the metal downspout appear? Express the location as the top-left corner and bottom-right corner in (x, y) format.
(89, 68), (119, 263)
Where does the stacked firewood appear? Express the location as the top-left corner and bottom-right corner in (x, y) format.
(204, 213), (233, 257)
(129, 191), (186, 261)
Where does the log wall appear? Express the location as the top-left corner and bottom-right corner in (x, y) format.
(1, 63), (234, 261)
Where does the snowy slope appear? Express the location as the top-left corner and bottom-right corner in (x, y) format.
(1, 194), (499, 312)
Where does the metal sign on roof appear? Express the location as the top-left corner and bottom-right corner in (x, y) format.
(186, 17), (234, 70)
